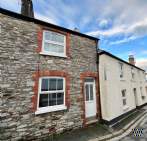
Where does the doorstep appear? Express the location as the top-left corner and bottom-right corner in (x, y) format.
(86, 116), (98, 125)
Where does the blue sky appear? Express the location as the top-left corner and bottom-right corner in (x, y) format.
(0, 0), (147, 71)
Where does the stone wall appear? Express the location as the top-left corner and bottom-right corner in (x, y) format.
(0, 13), (98, 140)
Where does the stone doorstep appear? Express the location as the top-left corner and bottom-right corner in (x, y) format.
(86, 119), (99, 125)
(90, 111), (147, 141)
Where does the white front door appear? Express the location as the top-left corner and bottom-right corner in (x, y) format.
(84, 79), (96, 118)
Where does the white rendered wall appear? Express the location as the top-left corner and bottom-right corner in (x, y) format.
(99, 54), (147, 121)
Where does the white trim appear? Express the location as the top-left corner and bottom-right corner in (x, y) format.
(36, 77), (66, 114)
(41, 30), (66, 57)
(119, 62), (124, 79)
(39, 52), (67, 58)
(84, 79), (97, 118)
(121, 89), (128, 109)
(35, 105), (67, 115)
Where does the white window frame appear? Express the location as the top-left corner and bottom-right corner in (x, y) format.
(40, 30), (66, 57)
(104, 66), (107, 80)
(121, 89), (128, 110)
(140, 87), (145, 100)
(119, 62), (124, 79)
(35, 77), (67, 115)
(131, 67), (135, 79)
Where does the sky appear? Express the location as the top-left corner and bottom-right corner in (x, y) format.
(0, 0), (147, 71)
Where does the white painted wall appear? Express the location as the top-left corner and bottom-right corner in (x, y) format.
(99, 54), (147, 121)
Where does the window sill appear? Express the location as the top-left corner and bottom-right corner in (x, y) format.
(39, 52), (67, 58)
(35, 105), (67, 115)
(123, 106), (129, 111)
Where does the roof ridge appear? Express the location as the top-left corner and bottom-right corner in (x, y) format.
(0, 7), (99, 41)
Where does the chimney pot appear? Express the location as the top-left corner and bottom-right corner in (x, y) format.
(129, 55), (135, 65)
(74, 27), (79, 32)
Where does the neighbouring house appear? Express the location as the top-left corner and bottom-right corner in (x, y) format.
(99, 50), (147, 125)
(0, 7), (101, 140)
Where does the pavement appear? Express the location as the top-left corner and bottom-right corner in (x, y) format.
(45, 105), (147, 141)
(119, 107), (147, 141)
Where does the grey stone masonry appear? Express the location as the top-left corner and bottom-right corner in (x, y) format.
(0, 13), (98, 140)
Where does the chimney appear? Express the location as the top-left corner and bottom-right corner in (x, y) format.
(129, 55), (135, 65)
(21, 0), (34, 18)
(74, 27), (80, 32)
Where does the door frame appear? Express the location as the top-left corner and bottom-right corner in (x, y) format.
(84, 80), (97, 118)
(80, 72), (100, 126)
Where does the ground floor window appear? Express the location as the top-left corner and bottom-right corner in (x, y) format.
(121, 89), (127, 106)
(140, 87), (145, 100)
(36, 77), (66, 114)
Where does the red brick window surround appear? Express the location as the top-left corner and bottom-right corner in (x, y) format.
(32, 70), (70, 115)
(80, 72), (100, 126)
(37, 27), (70, 58)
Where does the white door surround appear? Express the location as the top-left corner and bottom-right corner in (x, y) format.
(84, 78), (97, 118)
(133, 88), (138, 106)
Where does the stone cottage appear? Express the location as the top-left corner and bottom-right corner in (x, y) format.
(0, 7), (100, 140)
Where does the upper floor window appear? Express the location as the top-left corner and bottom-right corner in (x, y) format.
(140, 87), (145, 100)
(35, 77), (66, 114)
(42, 30), (66, 57)
(104, 67), (107, 80)
(131, 67), (135, 79)
(122, 89), (127, 106)
(119, 63), (124, 78)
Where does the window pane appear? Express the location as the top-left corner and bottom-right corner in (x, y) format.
(49, 93), (57, 106)
(44, 43), (51, 52)
(39, 94), (48, 107)
(45, 31), (52, 41)
(44, 43), (64, 54)
(57, 35), (64, 43)
(41, 79), (48, 91)
(90, 84), (94, 100)
(45, 31), (64, 43)
(85, 85), (89, 101)
(44, 43), (58, 53)
(57, 44), (64, 53)
(122, 90), (126, 97)
(57, 79), (63, 90)
(49, 79), (57, 91)
(57, 93), (64, 105)
(123, 99), (126, 106)
(53, 33), (64, 43)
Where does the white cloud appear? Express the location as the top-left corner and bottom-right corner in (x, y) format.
(87, 18), (147, 44)
(35, 13), (57, 25)
(136, 58), (147, 71)
(86, 0), (147, 44)
(141, 50), (147, 55)
(1, 0), (147, 45)
(110, 36), (137, 45)
(98, 19), (109, 29)
(87, 25), (126, 36)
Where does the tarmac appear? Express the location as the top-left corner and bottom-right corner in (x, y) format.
(45, 105), (147, 141)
